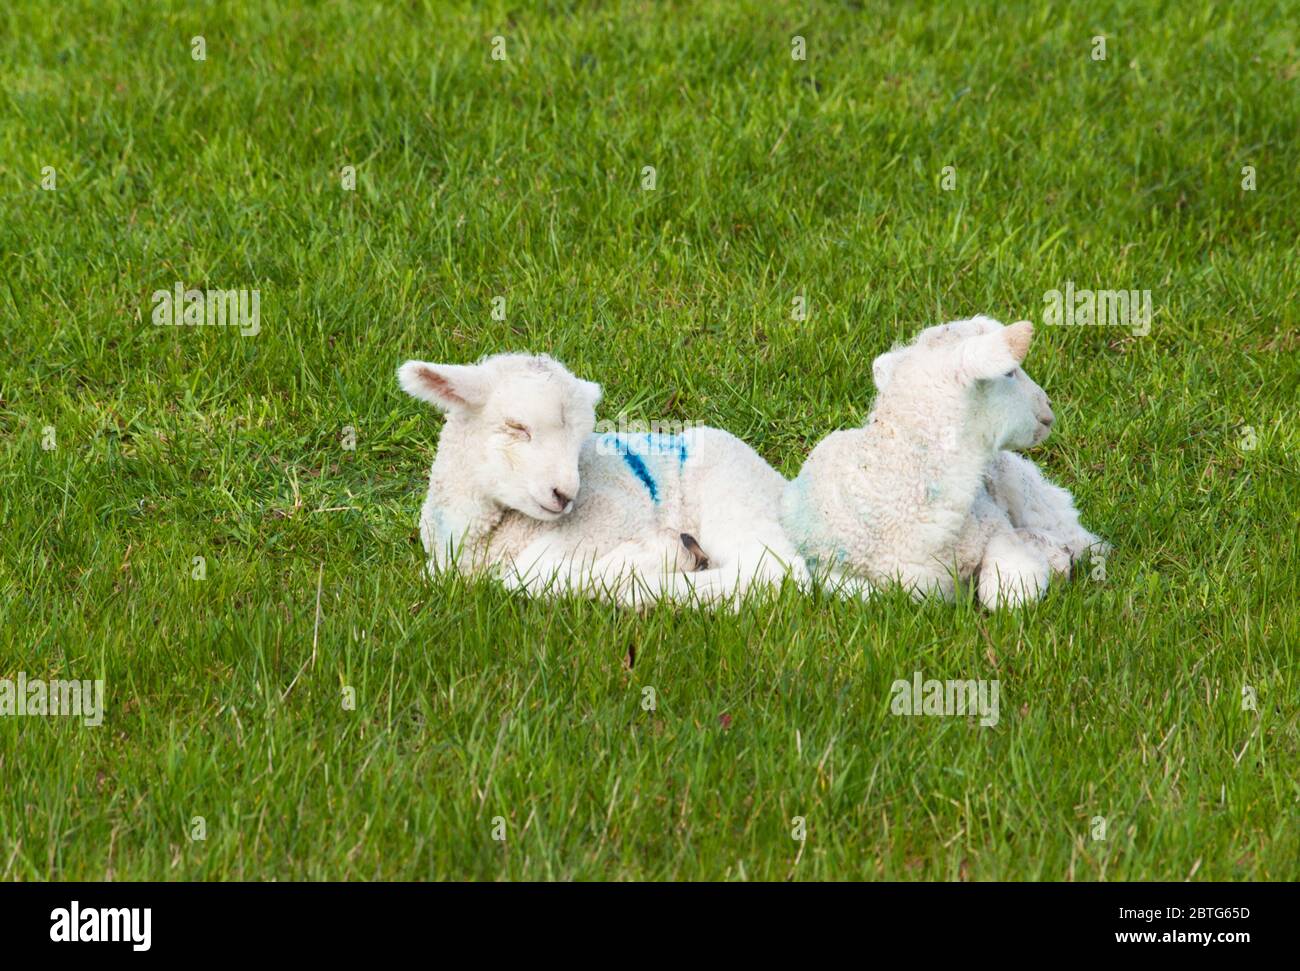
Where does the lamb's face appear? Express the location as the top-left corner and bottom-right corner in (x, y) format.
(398, 353), (601, 521)
(473, 365), (601, 519)
(872, 317), (1054, 451)
(972, 364), (1054, 450)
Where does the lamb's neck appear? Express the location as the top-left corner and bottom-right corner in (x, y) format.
(426, 420), (504, 549)
(869, 393), (998, 516)
(926, 432), (998, 513)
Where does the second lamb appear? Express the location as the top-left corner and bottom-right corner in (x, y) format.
(781, 316), (1108, 609)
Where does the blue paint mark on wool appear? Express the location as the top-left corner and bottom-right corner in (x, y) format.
(600, 432), (695, 503)
(428, 505), (451, 539)
(600, 433), (662, 503)
(621, 450), (659, 502)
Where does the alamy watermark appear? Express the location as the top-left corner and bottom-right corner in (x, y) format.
(50, 901), (150, 951)
(594, 414), (704, 455)
(890, 670), (1000, 727)
(1043, 282), (1151, 336)
(151, 282), (260, 336)
(1, 672), (104, 727)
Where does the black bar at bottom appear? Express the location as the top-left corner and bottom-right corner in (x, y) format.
(0, 881), (1286, 957)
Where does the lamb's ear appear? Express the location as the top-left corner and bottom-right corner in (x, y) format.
(397, 360), (490, 411)
(872, 350), (901, 390)
(578, 379), (603, 410)
(959, 321), (1033, 381)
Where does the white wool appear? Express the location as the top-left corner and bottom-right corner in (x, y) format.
(781, 316), (1108, 608)
(399, 352), (806, 607)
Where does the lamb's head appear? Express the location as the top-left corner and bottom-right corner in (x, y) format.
(871, 316), (1054, 451)
(398, 353), (601, 521)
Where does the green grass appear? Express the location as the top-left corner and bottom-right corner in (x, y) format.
(1, 0), (1296, 880)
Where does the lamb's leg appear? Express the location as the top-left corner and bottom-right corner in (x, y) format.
(624, 530), (807, 610)
(622, 568), (734, 609)
(989, 452), (1110, 563)
(609, 540), (800, 610)
(977, 529), (1054, 609)
(502, 531), (758, 609)
(501, 540), (620, 602)
(586, 540), (705, 607)
(818, 565), (875, 601)
(638, 431), (811, 608)
(501, 547), (600, 599)
(504, 537), (692, 605)
(699, 529), (809, 600)
(693, 496), (810, 605)
(589, 538), (695, 577)
(504, 555), (655, 604)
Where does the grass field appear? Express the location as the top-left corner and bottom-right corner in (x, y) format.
(1, 0), (1297, 881)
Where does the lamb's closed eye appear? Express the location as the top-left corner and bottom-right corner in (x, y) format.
(504, 421), (531, 440)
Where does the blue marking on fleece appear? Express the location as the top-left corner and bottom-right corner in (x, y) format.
(781, 470), (817, 555)
(598, 432), (693, 504)
(621, 449), (659, 502)
(600, 433), (663, 503)
(427, 506), (450, 542)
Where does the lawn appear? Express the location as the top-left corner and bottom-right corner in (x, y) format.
(1, 0), (1296, 880)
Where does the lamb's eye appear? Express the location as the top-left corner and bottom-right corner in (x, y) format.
(504, 421), (531, 440)
(1004, 369), (1016, 379)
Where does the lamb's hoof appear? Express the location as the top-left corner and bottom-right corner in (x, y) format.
(1067, 537), (1111, 577)
(680, 533), (710, 570)
(1068, 534), (1111, 561)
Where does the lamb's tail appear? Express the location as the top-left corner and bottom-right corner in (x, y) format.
(622, 567), (755, 610)
(622, 544), (811, 610)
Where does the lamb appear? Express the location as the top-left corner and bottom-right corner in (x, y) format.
(780, 316), (1108, 608)
(398, 352), (807, 606)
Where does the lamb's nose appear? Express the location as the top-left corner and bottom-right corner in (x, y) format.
(552, 488), (573, 509)
(1040, 413), (1054, 427)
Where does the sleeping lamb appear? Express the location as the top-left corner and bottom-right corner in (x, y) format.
(781, 316), (1108, 608)
(399, 352), (807, 606)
